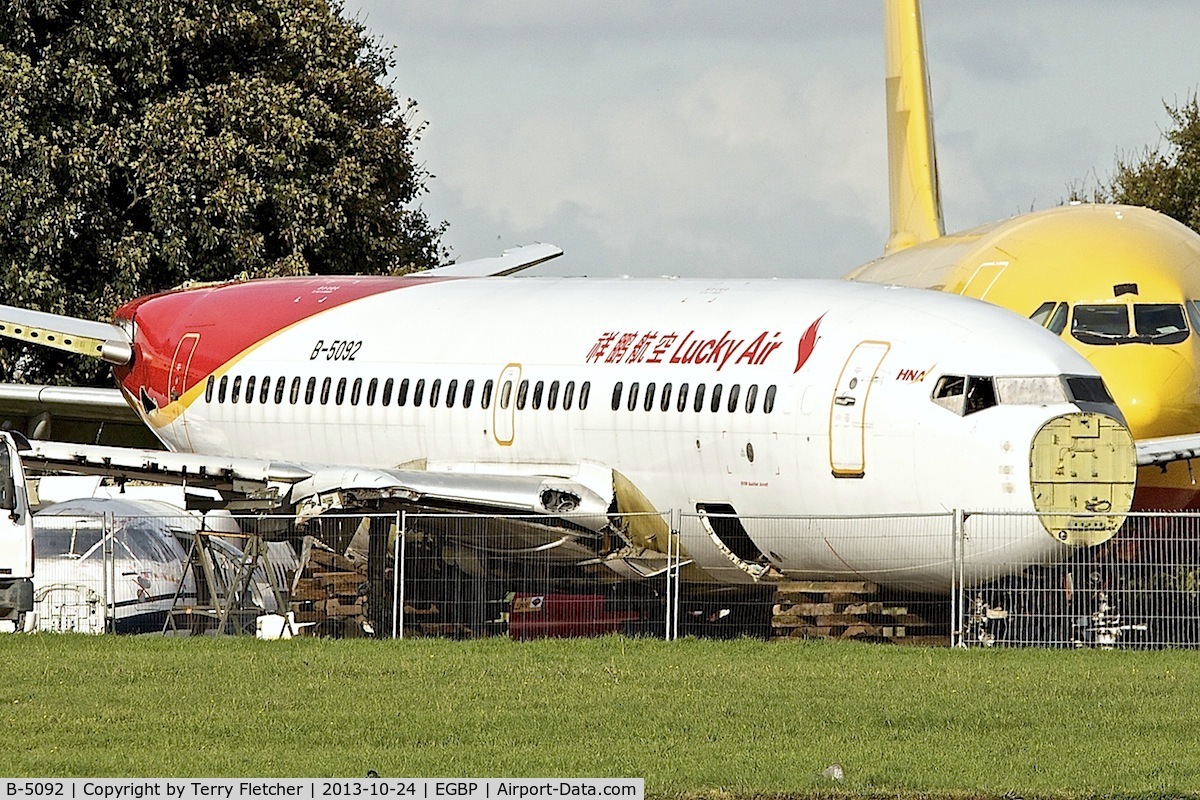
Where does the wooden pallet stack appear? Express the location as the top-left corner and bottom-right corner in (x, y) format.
(289, 536), (370, 637)
(771, 580), (947, 645)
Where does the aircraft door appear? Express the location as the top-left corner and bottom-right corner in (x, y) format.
(493, 363), (521, 446)
(829, 341), (890, 478)
(166, 333), (200, 451)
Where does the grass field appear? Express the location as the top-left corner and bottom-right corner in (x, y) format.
(1, 634), (1198, 799)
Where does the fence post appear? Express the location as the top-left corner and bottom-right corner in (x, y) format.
(104, 511), (114, 634)
(396, 515), (410, 642)
(951, 509), (965, 648)
(664, 511), (673, 641)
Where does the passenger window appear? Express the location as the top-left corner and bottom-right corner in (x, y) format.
(319, 377), (331, 405)
(397, 378), (409, 406)
(643, 382), (655, 412)
(231, 376), (242, 403)
(547, 380), (559, 411)
(290, 377), (301, 404)
(693, 384), (706, 412)
(335, 377), (347, 405)
(482, 379), (494, 409)
(413, 379), (425, 406)
(563, 381), (575, 411)
(611, 382), (624, 412)
(745, 385), (758, 413)
(677, 383), (689, 412)
(532, 380), (543, 410)
(500, 380), (512, 410)
(274, 376), (286, 404)
(245, 376), (256, 403)
(446, 379), (458, 408)
(259, 376), (271, 404)
(366, 378), (378, 406)
(350, 378), (362, 406)
(579, 381), (590, 410)
(463, 379), (474, 408)
(305, 377), (316, 404)
(710, 384), (723, 413)
(381, 378), (392, 406)
(627, 382), (640, 412)
(764, 385), (776, 414)
(660, 382), (672, 412)
(429, 379), (441, 407)
(516, 380), (529, 410)
(727, 384), (740, 413)
(205, 376), (214, 403)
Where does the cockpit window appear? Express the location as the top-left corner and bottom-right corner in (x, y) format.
(1071, 305), (1129, 344)
(932, 375), (965, 414)
(1133, 304), (1188, 344)
(964, 377), (997, 415)
(931, 375), (997, 416)
(995, 377), (1069, 405)
(1066, 376), (1114, 405)
(1030, 302), (1056, 326)
(1030, 302), (1069, 335)
(1071, 303), (1189, 345)
(934, 374), (1110, 415)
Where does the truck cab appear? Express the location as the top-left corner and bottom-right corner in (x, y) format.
(0, 431), (34, 632)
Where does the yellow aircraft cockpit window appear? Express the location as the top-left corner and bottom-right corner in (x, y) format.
(1071, 303), (1189, 346)
(1133, 304), (1188, 344)
(1071, 305), (1129, 345)
(1029, 302), (1068, 335)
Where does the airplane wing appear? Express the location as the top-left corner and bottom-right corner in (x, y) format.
(413, 243), (563, 278)
(0, 383), (161, 448)
(15, 439), (645, 567)
(1135, 434), (1200, 468)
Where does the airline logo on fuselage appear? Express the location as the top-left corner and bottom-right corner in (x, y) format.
(585, 325), (808, 371)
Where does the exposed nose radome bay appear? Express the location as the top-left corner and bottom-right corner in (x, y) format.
(1029, 413), (1136, 546)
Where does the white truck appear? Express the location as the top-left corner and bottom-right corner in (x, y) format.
(0, 431), (34, 632)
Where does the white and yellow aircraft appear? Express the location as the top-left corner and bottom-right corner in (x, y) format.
(847, 0), (1200, 510)
(7, 1), (1199, 607)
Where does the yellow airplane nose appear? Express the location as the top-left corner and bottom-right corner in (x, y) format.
(1085, 345), (1196, 438)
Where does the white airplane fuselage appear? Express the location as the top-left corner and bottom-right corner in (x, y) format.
(109, 276), (1135, 590)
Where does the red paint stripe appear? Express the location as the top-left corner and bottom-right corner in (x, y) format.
(115, 275), (445, 405)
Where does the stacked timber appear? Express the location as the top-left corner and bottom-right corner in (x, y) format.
(771, 580), (947, 645)
(289, 536), (370, 637)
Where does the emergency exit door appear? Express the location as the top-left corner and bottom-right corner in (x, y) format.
(829, 341), (890, 477)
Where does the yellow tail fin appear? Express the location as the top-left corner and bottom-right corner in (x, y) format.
(884, 0), (944, 254)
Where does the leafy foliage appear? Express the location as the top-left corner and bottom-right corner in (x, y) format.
(0, 0), (448, 384)
(1077, 95), (1200, 232)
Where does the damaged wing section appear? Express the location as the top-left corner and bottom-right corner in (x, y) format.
(16, 441), (684, 575)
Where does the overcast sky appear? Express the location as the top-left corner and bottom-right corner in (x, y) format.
(346, 2), (1200, 279)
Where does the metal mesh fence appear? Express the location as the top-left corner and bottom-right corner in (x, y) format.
(956, 512), (1200, 649)
(19, 506), (1200, 648)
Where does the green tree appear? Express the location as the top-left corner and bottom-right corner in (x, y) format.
(0, 0), (449, 385)
(1078, 95), (1200, 232)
